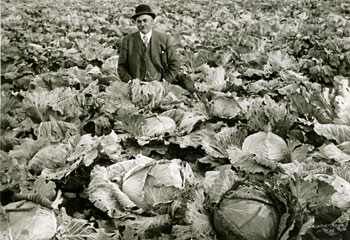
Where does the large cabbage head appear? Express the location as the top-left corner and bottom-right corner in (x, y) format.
(1, 200), (56, 240)
(88, 155), (194, 217)
(212, 183), (280, 240)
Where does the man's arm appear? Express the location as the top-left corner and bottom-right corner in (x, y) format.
(162, 36), (181, 83)
(118, 37), (132, 83)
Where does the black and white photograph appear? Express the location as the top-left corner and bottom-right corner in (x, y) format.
(1, 0), (350, 239)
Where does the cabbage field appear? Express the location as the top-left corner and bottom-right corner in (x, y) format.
(1, 0), (350, 239)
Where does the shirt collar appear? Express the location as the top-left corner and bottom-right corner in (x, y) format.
(140, 30), (152, 43)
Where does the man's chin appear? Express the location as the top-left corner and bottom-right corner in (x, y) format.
(139, 29), (150, 34)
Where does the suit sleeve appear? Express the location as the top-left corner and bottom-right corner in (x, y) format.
(162, 36), (181, 83)
(118, 37), (132, 83)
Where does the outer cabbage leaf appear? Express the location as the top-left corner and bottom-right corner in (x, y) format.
(241, 95), (296, 135)
(118, 114), (177, 145)
(0, 151), (28, 191)
(170, 186), (217, 240)
(102, 55), (119, 75)
(140, 116), (176, 138)
(228, 146), (278, 175)
(288, 141), (313, 163)
(192, 64), (227, 92)
(18, 178), (57, 201)
(2, 201), (56, 240)
(288, 178), (318, 207)
(171, 225), (197, 240)
(183, 188), (217, 239)
(8, 138), (48, 164)
(338, 141), (350, 154)
(160, 82), (191, 108)
(314, 122), (350, 144)
(56, 207), (115, 240)
(130, 79), (166, 108)
(204, 168), (240, 204)
(210, 96), (241, 119)
(99, 130), (123, 161)
(306, 174), (350, 209)
(49, 87), (83, 119)
(28, 143), (69, 173)
(21, 87), (59, 123)
(320, 143), (350, 164)
(242, 131), (288, 162)
(265, 50), (296, 72)
(65, 134), (99, 167)
(88, 164), (140, 218)
(0, 204), (11, 240)
(168, 128), (214, 149)
(130, 79), (189, 110)
(35, 118), (79, 143)
(160, 108), (207, 135)
(98, 80), (137, 115)
(31, 67), (86, 89)
(169, 125), (247, 162)
(39, 134), (99, 180)
(116, 214), (171, 240)
(334, 77), (350, 125)
(248, 79), (280, 94)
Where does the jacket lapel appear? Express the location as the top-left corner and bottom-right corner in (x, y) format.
(150, 31), (157, 60)
(132, 32), (146, 60)
(150, 31), (162, 63)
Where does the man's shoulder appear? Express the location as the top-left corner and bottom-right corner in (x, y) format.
(122, 31), (140, 41)
(123, 30), (170, 42)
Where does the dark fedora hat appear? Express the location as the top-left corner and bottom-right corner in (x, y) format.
(131, 4), (156, 21)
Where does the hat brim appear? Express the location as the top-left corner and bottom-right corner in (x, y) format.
(132, 12), (156, 21)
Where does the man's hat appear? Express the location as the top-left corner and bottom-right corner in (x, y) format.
(132, 4), (156, 21)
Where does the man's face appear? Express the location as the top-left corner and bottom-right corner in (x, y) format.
(135, 14), (153, 34)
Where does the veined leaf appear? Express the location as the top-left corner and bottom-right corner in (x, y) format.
(193, 64), (227, 92)
(35, 118), (79, 143)
(266, 50), (296, 71)
(320, 143), (350, 164)
(334, 77), (350, 125)
(3, 201), (56, 240)
(205, 168), (239, 204)
(131, 79), (166, 108)
(56, 208), (109, 240)
(314, 122), (350, 144)
(160, 108), (207, 135)
(118, 214), (171, 240)
(21, 88), (59, 123)
(0, 204), (11, 240)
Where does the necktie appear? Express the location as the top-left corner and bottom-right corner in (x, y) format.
(143, 35), (148, 47)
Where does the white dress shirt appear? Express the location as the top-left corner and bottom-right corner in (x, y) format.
(140, 30), (152, 46)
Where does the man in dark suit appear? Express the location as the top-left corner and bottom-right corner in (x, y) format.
(118, 4), (181, 83)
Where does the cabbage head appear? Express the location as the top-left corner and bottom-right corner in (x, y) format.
(88, 154), (194, 217)
(1, 201), (56, 240)
(212, 183), (279, 240)
(242, 131), (288, 162)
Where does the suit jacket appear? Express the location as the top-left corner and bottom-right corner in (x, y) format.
(118, 30), (180, 83)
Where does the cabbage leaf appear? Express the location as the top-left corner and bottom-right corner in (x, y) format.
(314, 122), (350, 144)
